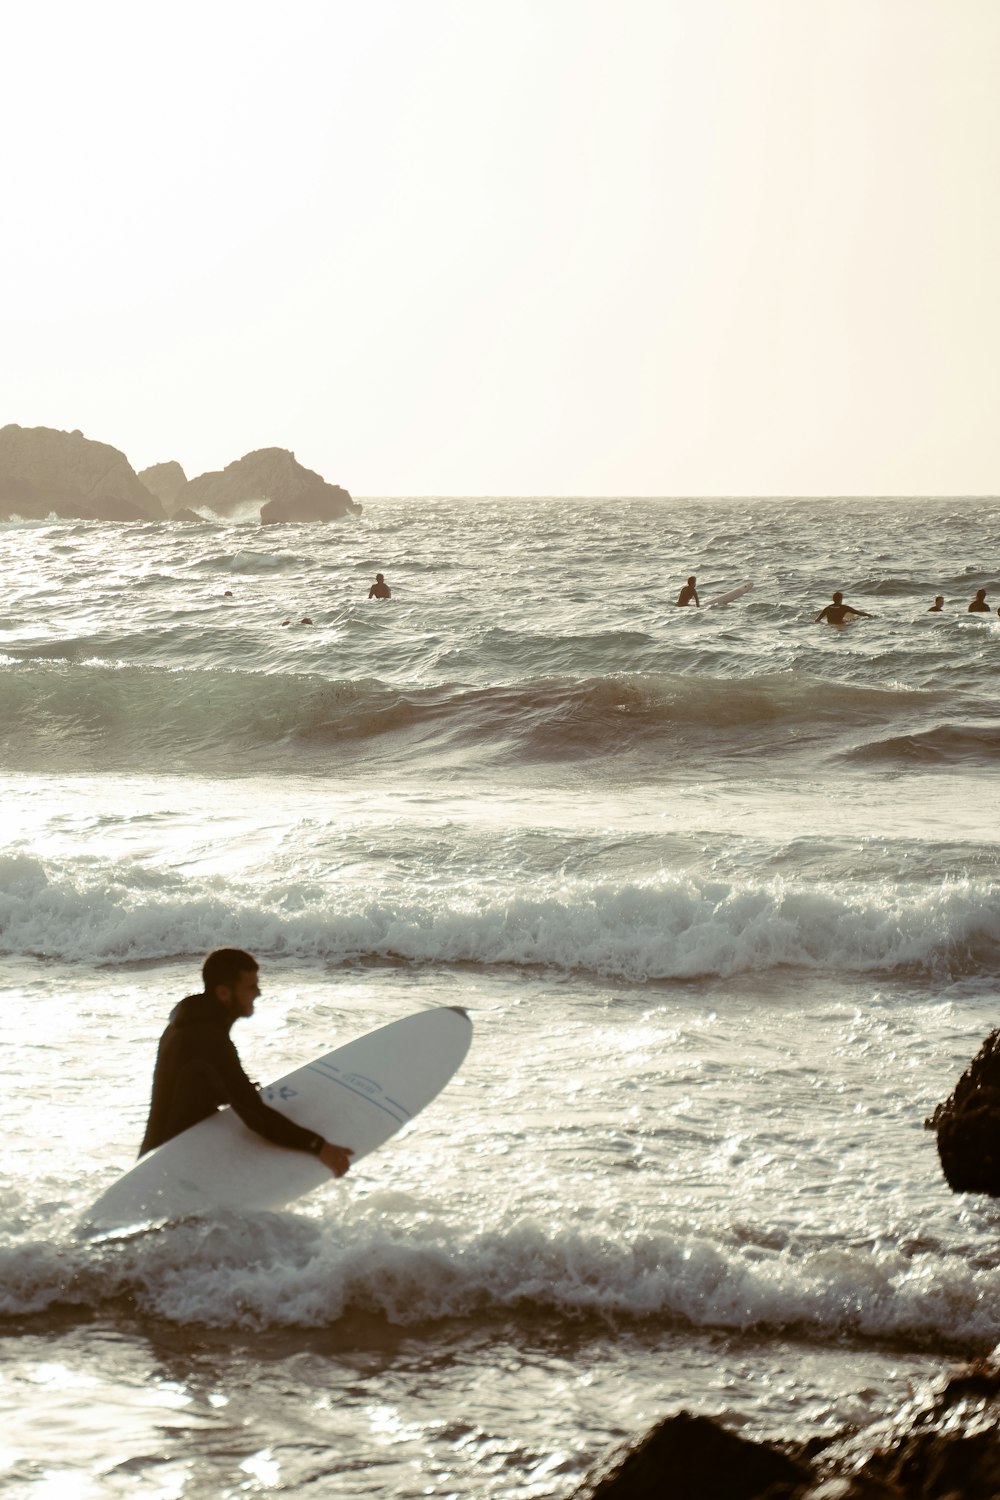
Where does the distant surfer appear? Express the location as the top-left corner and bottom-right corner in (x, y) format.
(675, 575), (699, 607)
(139, 948), (352, 1178)
(815, 591), (873, 625)
(928, 596), (945, 612)
(968, 588), (990, 613)
(368, 573), (391, 599)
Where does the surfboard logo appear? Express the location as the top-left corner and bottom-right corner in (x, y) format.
(264, 1085), (299, 1101)
(342, 1072), (380, 1096)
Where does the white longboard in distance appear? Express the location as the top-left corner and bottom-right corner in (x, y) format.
(83, 1006), (472, 1232)
(704, 581), (754, 609)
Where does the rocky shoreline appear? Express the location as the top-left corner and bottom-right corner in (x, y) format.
(569, 1358), (1000, 1498)
(0, 423), (359, 524)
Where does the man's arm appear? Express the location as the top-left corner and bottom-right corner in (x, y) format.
(214, 1039), (353, 1174)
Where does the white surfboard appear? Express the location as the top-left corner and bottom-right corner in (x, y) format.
(705, 581), (754, 609)
(83, 1006), (472, 1232)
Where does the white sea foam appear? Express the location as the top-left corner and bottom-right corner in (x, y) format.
(2, 1205), (997, 1348)
(1, 851), (996, 980)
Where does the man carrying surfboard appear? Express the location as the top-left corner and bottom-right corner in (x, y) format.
(139, 949), (353, 1178)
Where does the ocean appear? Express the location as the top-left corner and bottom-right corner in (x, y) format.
(1, 495), (999, 1497)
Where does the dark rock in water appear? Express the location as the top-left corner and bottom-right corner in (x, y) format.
(138, 460), (189, 513)
(184, 447), (359, 523)
(568, 1361), (1000, 1500)
(0, 424), (164, 522)
(925, 1028), (1000, 1195)
(568, 1411), (809, 1500)
(812, 1359), (1000, 1499)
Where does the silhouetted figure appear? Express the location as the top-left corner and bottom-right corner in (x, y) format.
(968, 588), (990, 613)
(928, 596), (945, 612)
(675, 575), (699, 607)
(139, 948), (352, 1178)
(815, 591), (872, 625)
(368, 573), (391, 599)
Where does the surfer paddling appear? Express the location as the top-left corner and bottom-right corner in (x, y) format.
(814, 591), (873, 625)
(675, 575), (699, 607)
(139, 949), (353, 1177)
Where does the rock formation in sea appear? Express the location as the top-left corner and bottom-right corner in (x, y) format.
(0, 425), (359, 523)
(138, 460), (189, 512)
(0, 424), (164, 522)
(183, 447), (359, 523)
(566, 1357), (1000, 1499)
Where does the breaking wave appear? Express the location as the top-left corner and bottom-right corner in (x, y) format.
(2, 1203), (998, 1349)
(1, 851), (997, 981)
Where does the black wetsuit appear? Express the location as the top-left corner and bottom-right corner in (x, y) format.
(139, 992), (325, 1158)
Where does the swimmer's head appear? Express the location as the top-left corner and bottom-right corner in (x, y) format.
(832, 591), (843, 604)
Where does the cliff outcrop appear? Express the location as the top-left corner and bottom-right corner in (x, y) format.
(0, 425), (163, 521)
(0, 427), (358, 523)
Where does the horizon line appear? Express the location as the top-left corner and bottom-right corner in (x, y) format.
(354, 492), (1000, 501)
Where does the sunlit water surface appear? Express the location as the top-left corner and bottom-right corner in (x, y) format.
(2, 497), (999, 1496)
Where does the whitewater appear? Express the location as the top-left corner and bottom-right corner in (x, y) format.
(1, 495), (999, 1497)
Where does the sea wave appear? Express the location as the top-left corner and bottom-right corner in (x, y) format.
(186, 549), (313, 574)
(844, 723), (1000, 765)
(2, 1204), (997, 1349)
(1, 851), (996, 980)
(0, 661), (946, 773)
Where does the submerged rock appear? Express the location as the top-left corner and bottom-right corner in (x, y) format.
(169, 506), (209, 524)
(0, 424), (163, 522)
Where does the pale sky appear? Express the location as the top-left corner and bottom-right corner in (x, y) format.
(2, 0), (998, 496)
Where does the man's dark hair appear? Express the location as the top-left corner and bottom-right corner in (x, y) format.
(203, 948), (258, 995)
